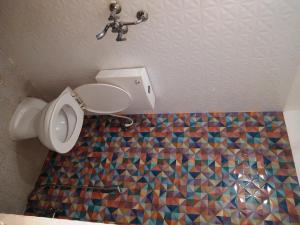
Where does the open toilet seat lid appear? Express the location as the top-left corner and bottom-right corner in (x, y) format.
(74, 83), (132, 114)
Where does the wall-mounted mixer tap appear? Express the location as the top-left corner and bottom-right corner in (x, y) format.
(96, 0), (148, 41)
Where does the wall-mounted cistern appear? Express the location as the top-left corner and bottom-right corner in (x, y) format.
(96, 0), (148, 41)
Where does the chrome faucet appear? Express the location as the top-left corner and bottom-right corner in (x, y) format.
(96, 0), (148, 41)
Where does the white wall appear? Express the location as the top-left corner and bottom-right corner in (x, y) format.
(284, 67), (300, 181)
(0, 0), (300, 113)
(0, 50), (48, 213)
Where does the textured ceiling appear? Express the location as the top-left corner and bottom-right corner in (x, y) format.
(0, 0), (300, 113)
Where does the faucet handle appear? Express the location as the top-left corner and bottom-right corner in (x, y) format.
(136, 10), (148, 22)
(109, 1), (122, 14)
(108, 1), (121, 21)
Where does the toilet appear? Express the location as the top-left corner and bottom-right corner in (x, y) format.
(9, 84), (132, 153)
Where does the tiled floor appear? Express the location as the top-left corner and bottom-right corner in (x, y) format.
(26, 112), (300, 224)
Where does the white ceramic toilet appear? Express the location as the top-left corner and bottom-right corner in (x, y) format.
(9, 84), (132, 153)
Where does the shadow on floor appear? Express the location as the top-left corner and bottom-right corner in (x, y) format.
(15, 139), (49, 186)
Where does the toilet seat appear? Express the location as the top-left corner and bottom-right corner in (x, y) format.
(38, 88), (84, 153)
(48, 91), (84, 153)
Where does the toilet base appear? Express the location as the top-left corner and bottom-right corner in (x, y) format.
(9, 97), (47, 140)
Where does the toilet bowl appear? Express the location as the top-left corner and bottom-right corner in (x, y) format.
(9, 84), (132, 153)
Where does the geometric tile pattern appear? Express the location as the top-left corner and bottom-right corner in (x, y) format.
(25, 112), (300, 224)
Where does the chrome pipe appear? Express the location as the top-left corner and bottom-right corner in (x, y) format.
(96, 1), (148, 41)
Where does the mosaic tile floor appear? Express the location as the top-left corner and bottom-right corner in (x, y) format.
(26, 112), (300, 224)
